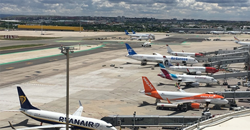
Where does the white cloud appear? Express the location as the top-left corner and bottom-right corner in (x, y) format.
(0, 0), (249, 20)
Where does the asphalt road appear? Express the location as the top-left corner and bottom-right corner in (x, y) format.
(0, 34), (208, 72)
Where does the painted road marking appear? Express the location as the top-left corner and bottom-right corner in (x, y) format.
(26, 62), (33, 65)
(0, 45), (104, 66)
(6, 67), (14, 69)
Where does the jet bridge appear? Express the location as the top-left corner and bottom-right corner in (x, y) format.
(212, 71), (250, 79)
(201, 48), (248, 56)
(214, 91), (250, 99)
(207, 57), (249, 66)
(101, 115), (203, 129)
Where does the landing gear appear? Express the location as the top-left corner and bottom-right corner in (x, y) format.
(141, 60), (147, 65)
(177, 104), (188, 112)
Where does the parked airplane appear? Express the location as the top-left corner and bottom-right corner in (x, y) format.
(132, 30), (155, 39)
(125, 30), (154, 41)
(228, 31), (242, 34)
(140, 76), (228, 111)
(125, 43), (198, 65)
(9, 87), (116, 130)
(166, 44), (204, 57)
(210, 31), (225, 34)
(163, 57), (219, 74)
(234, 36), (250, 46)
(158, 63), (218, 87)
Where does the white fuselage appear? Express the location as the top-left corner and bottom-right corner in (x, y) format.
(21, 109), (116, 130)
(169, 66), (206, 73)
(236, 41), (250, 46)
(155, 91), (228, 105)
(163, 73), (218, 84)
(168, 52), (195, 57)
(126, 54), (198, 64)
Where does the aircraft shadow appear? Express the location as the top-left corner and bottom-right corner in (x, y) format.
(138, 101), (156, 107)
(0, 119), (38, 129)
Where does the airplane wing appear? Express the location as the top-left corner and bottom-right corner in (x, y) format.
(152, 52), (162, 56)
(73, 101), (83, 116)
(9, 122), (67, 130)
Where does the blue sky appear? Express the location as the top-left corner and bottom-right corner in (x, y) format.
(0, 0), (250, 21)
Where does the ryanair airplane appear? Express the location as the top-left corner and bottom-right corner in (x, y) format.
(9, 87), (116, 130)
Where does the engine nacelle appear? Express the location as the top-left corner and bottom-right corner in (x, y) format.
(190, 82), (199, 87)
(195, 71), (202, 75)
(191, 103), (200, 109)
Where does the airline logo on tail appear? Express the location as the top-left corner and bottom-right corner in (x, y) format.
(19, 95), (26, 104)
(125, 30), (129, 35)
(143, 77), (154, 90)
(234, 36), (240, 41)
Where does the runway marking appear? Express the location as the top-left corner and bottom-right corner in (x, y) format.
(26, 62), (33, 65)
(53, 59), (58, 61)
(0, 45), (105, 66)
(6, 67), (14, 69)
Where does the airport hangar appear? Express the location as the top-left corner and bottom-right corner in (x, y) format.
(0, 31), (250, 130)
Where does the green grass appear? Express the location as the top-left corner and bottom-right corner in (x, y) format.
(0, 44), (45, 50)
(0, 36), (59, 40)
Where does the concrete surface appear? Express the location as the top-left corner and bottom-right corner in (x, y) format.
(0, 32), (250, 130)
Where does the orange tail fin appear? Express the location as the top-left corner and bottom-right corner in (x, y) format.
(142, 76), (157, 92)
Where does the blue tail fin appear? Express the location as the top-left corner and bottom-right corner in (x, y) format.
(17, 87), (39, 110)
(125, 30), (129, 35)
(125, 43), (137, 55)
(132, 30), (136, 34)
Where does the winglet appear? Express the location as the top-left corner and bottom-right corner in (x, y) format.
(79, 100), (82, 106)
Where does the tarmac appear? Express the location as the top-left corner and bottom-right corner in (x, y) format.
(0, 31), (250, 130)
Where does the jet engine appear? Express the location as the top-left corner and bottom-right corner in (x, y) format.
(190, 82), (199, 87)
(191, 103), (200, 109)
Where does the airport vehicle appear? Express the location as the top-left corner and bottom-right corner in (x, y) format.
(163, 57), (219, 74)
(234, 36), (250, 46)
(142, 34), (152, 47)
(125, 43), (198, 65)
(9, 87), (116, 130)
(166, 44), (204, 57)
(125, 30), (153, 41)
(158, 63), (218, 87)
(141, 76), (228, 111)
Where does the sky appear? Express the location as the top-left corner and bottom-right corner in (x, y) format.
(0, 0), (250, 21)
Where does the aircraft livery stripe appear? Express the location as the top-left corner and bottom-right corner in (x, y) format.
(21, 111), (95, 130)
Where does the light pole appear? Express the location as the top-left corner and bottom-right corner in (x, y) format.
(59, 46), (75, 130)
(133, 111), (136, 130)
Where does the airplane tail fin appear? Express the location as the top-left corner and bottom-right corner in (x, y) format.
(125, 30), (129, 35)
(163, 56), (173, 68)
(125, 43), (137, 55)
(166, 44), (173, 53)
(17, 86), (39, 110)
(159, 63), (172, 80)
(142, 76), (157, 92)
(234, 36), (240, 41)
(132, 30), (136, 34)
